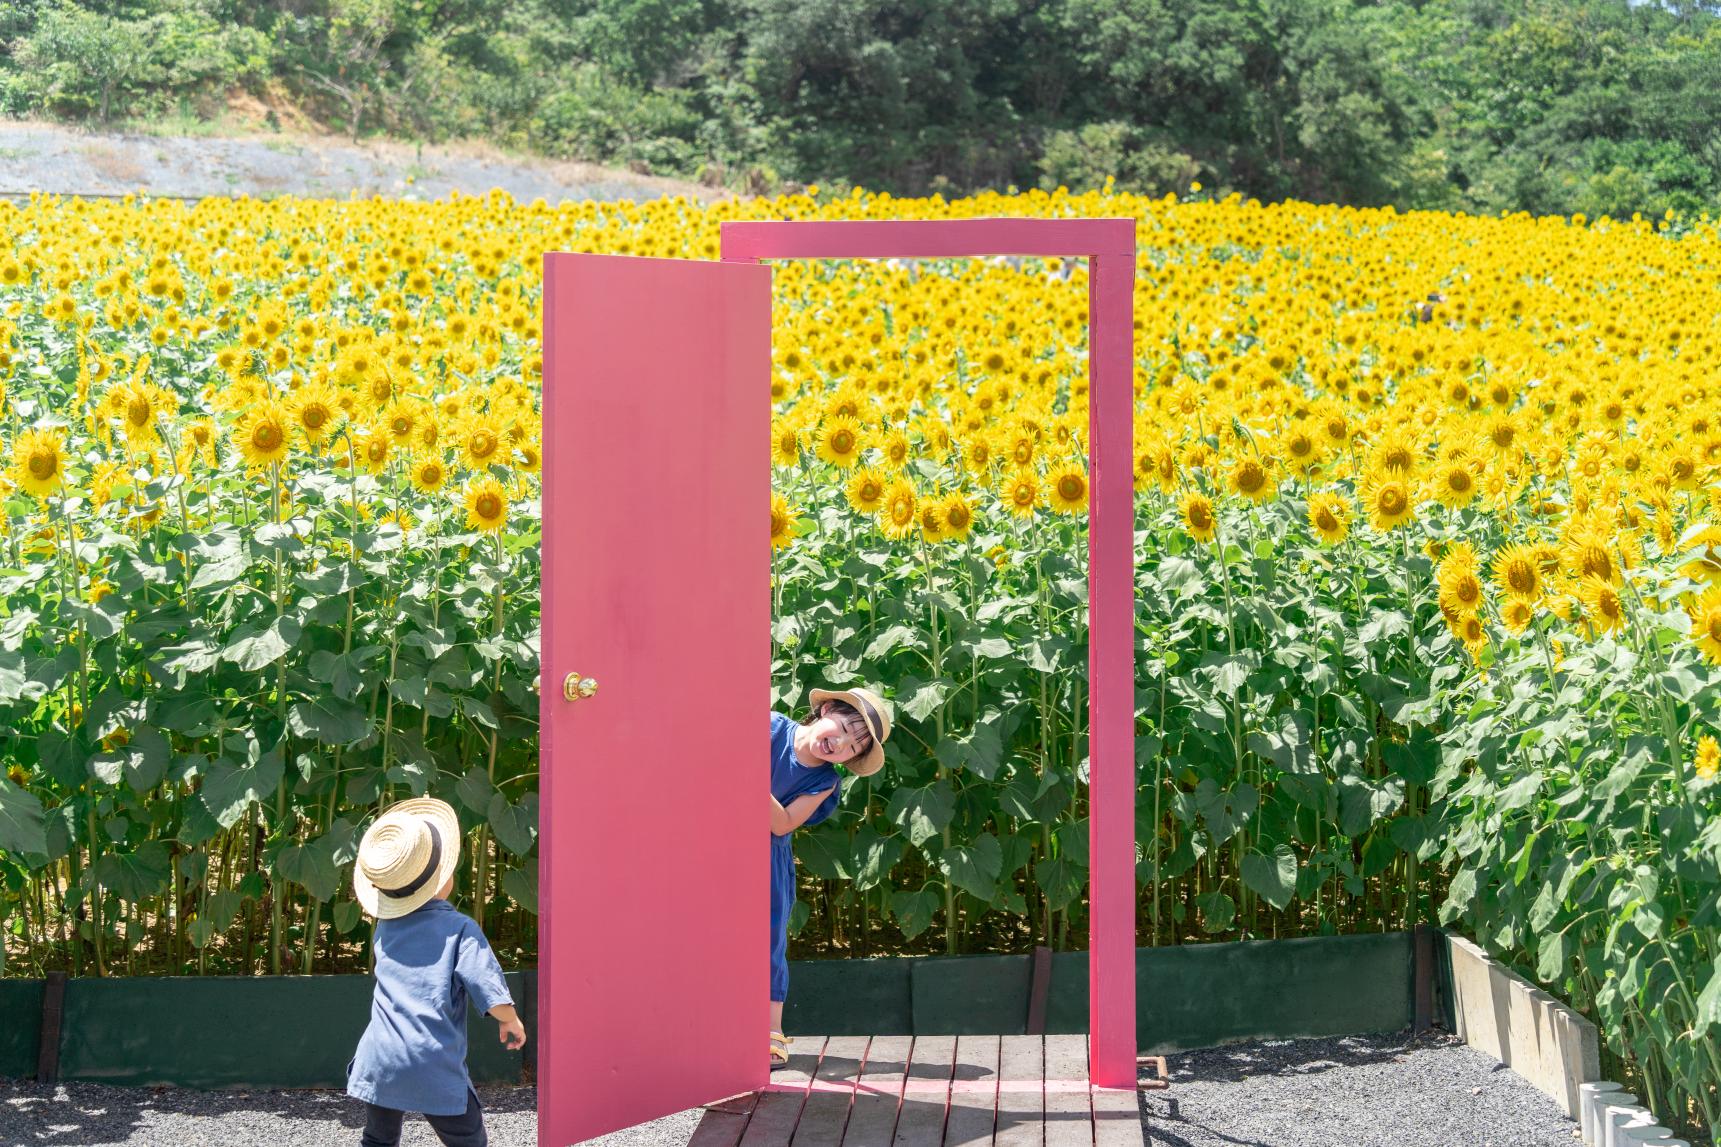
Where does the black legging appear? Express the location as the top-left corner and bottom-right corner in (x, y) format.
(361, 1086), (487, 1147)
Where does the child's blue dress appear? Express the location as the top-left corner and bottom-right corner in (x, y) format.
(769, 712), (842, 1003)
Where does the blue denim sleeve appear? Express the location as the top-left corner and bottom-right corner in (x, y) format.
(455, 923), (514, 1016)
(800, 778), (842, 828)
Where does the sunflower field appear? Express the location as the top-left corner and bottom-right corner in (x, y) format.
(0, 185), (1718, 1133)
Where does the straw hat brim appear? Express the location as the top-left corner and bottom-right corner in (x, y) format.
(353, 798), (463, 920)
(808, 687), (892, 777)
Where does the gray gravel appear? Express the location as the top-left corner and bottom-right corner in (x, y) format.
(3, 1030), (1579, 1146)
(1141, 1029), (1581, 1147)
(0, 1082), (701, 1147)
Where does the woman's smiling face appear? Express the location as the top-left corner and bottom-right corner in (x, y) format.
(805, 702), (873, 764)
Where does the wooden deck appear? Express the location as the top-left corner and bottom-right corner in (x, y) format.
(689, 1035), (1144, 1146)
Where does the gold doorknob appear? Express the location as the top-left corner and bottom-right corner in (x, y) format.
(562, 673), (599, 701)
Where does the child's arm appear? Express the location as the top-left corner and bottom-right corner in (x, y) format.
(771, 788), (836, 836)
(488, 1002), (527, 1050)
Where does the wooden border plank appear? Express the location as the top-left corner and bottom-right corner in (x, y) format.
(794, 1035), (869, 1146)
(741, 1037), (826, 1147)
(893, 1035), (955, 1145)
(844, 1035), (909, 1147)
(36, 971), (66, 1084)
(1041, 1035), (1090, 1147)
(993, 1035), (1043, 1147)
(945, 1035), (1000, 1146)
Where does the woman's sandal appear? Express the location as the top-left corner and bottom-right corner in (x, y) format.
(769, 1031), (793, 1068)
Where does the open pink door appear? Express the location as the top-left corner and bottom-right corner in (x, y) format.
(539, 252), (771, 1145)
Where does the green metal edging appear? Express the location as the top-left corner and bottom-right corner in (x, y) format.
(3, 932), (1422, 1088)
(16, 971), (527, 1089)
(0, 979), (43, 1078)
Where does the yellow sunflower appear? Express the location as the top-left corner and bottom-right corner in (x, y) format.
(1003, 469), (1039, 518)
(1181, 491), (1217, 543)
(233, 400), (291, 468)
(1307, 491), (1349, 545)
(770, 491), (797, 549)
(940, 491), (976, 542)
(881, 479), (918, 539)
(12, 426), (67, 497)
(845, 467), (887, 515)
(771, 420), (803, 467)
(1687, 585), (1721, 664)
(410, 454), (450, 493)
(874, 426), (912, 470)
(1501, 597), (1536, 634)
(457, 412), (506, 470)
(816, 416), (864, 469)
(289, 381), (341, 445)
(1361, 471), (1416, 532)
(356, 426), (393, 475)
(1229, 457), (1275, 503)
(1437, 560), (1486, 616)
(1046, 460), (1089, 515)
(918, 497), (947, 543)
(1428, 461), (1479, 510)
(1492, 543), (1545, 603)
(1696, 735), (1720, 783)
(462, 475), (509, 533)
(1577, 577), (1626, 637)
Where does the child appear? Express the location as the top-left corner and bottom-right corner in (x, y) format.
(769, 685), (893, 1067)
(345, 797), (528, 1147)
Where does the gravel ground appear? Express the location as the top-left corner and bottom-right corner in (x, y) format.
(1141, 1029), (1581, 1147)
(2, 1030), (1578, 1147)
(0, 121), (721, 204)
(0, 1082), (701, 1147)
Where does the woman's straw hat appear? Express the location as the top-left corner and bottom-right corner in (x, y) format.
(353, 797), (463, 920)
(807, 685), (893, 778)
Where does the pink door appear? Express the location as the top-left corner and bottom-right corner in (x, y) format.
(539, 252), (771, 1145)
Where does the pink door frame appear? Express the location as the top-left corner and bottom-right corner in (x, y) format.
(722, 217), (1139, 1088)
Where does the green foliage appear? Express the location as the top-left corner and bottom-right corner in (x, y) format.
(4, 0), (1719, 214)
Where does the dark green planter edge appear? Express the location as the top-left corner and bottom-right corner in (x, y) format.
(3, 930), (1441, 1088)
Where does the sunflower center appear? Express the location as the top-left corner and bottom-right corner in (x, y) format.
(832, 430), (854, 453)
(1446, 469), (1472, 492)
(1379, 488), (1406, 514)
(1506, 562), (1537, 595)
(1315, 507), (1338, 531)
(1707, 613), (1721, 643)
(27, 451), (57, 480)
(477, 494), (502, 519)
(126, 396), (152, 427)
(471, 432), (497, 458)
(1190, 503), (1213, 530)
(1456, 576), (1480, 605)
(252, 423), (283, 451)
(1237, 463), (1265, 493)
(1058, 476), (1084, 501)
(302, 406), (328, 429)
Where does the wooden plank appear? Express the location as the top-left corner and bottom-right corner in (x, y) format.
(893, 1035), (955, 1146)
(992, 1035), (1042, 1147)
(844, 1034), (909, 1147)
(1041, 1035), (1090, 1147)
(793, 1035), (869, 1146)
(741, 1036), (825, 1147)
(1090, 1086), (1142, 1147)
(36, 971), (66, 1083)
(945, 1035), (1000, 1147)
(690, 1109), (754, 1147)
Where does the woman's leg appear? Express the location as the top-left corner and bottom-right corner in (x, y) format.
(425, 1087), (487, 1147)
(360, 1102), (405, 1147)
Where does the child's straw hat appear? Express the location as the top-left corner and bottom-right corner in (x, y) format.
(807, 685), (893, 778)
(353, 797), (462, 920)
